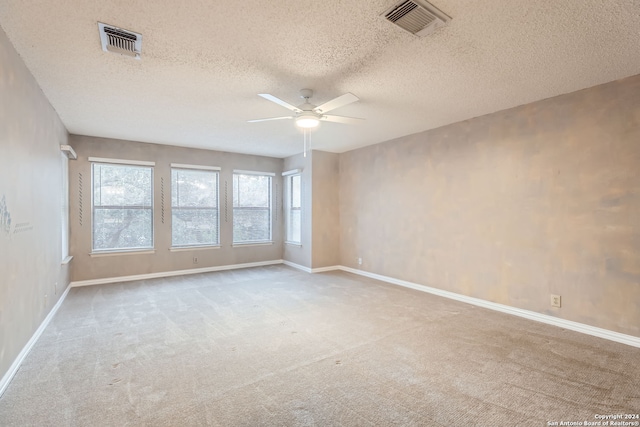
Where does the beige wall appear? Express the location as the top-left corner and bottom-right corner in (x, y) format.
(283, 152), (312, 268)
(69, 135), (283, 282)
(0, 26), (70, 381)
(282, 150), (340, 269)
(311, 151), (340, 268)
(339, 74), (640, 337)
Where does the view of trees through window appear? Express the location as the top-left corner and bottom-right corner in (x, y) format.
(286, 174), (301, 243)
(92, 163), (153, 251)
(171, 168), (219, 247)
(233, 173), (271, 243)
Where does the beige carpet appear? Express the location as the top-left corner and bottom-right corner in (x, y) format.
(0, 265), (638, 426)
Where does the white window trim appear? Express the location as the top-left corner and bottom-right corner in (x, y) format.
(232, 172), (273, 244)
(91, 161), (155, 253)
(60, 145), (77, 160)
(60, 151), (70, 262)
(169, 245), (220, 252)
(171, 167), (220, 248)
(233, 169), (276, 177)
(232, 242), (273, 248)
(89, 157), (155, 166)
(171, 163), (221, 171)
(284, 173), (302, 245)
(90, 249), (156, 257)
(282, 168), (302, 176)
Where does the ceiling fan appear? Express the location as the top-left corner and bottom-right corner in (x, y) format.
(248, 89), (364, 129)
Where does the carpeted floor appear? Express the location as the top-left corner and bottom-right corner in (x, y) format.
(1, 265), (639, 426)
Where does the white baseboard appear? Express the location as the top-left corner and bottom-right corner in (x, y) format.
(5, 262), (637, 402)
(282, 261), (340, 274)
(311, 265), (341, 273)
(70, 259), (285, 287)
(0, 283), (72, 397)
(338, 266), (640, 348)
(282, 260), (312, 273)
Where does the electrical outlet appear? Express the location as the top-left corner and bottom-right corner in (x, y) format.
(357, 257), (362, 266)
(193, 257), (198, 264)
(54, 282), (58, 295)
(550, 294), (561, 308)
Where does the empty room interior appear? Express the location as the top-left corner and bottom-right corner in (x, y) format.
(1, 1), (639, 425)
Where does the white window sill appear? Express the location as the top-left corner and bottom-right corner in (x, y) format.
(284, 241), (302, 247)
(232, 241), (273, 248)
(90, 249), (156, 257)
(61, 256), (73, 265)
(170, 245), (220, 252)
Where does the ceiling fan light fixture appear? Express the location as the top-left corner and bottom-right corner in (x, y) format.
(295, 114), (320, 128)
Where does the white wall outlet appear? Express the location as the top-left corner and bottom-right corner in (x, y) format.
(551, 294), (561, 308)
(357, 257), (362, 266)
(54, 282), (58, 295)
(193, 257), (198, 264)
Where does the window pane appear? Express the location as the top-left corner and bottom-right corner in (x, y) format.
(171, 169), (219, 246)
(233, 173), (271, 243)
(172, 169), (217, 208)
(172, 208), (218, 246)
(93, 208), (153, 250)
(92, 163), (153, 251)
(291, 175), (301, 208)
(285, 174), (301, 244)
(233, 208), (270, 242)
(234, 174), (270, 208)
(93, 164), (152, 207)
(289, 209), (301, 243)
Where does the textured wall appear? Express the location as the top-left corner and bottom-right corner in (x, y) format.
(339, 74), (640, 337)
(312, 151), (340, 268)
(0, 26), (70, 382)
(69, 135), (283, 282)
(283, 152), (312, 268)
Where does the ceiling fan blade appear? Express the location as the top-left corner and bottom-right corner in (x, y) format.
(247, 116), (292, 123)
(258, 94), (301, 112)
(314, 93), (359, 113)
(321, 115), (365, 125)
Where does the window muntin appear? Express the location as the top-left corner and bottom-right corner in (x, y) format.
(285, 174), (301, 244)
(233, 173), (272, 243)
(92, 162), (153, 252)
(171, 168), (219, 247)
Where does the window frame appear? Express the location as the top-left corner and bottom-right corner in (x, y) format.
(170, 164), (221, 249)
(61, 152), (70, 261)
(283, 170), (302, 245)
(90, 158), (155, 254)
(232, 170), (274, 245)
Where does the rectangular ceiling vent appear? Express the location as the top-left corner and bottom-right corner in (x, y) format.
(382, 0), (450, 37)
(98, 22), (142, 59)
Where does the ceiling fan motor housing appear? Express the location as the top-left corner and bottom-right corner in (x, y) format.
(299, 89), (314, 99)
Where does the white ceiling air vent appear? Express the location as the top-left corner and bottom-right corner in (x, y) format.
(98, 22), (142, 59)
(382, 0), (450, 37)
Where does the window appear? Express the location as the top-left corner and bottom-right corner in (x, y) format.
(171, 166), (219, 247)
(91, 160), (154, 252)
(60, 145), (76, 261)
(61, 152), (70, 260)
(233, 171), (273, 243)
(284, 172), (301, 244)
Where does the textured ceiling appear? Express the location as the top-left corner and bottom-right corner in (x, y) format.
(1, 1), (639, 158)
